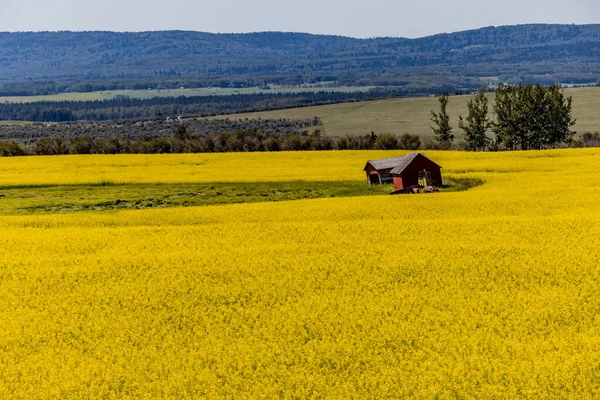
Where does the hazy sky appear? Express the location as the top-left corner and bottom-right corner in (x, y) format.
(3, 0), (599, 38)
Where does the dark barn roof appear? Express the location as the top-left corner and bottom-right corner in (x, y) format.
(390, 153), (441, 175)
(365, 153), (441, 173)
(363, 155), (408, 171)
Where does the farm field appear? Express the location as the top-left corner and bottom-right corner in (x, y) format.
(0, 85), (375, 103)
(213, 86), (600, 138)
(2, 149), (600, 397)
(0, 178), (479, 215)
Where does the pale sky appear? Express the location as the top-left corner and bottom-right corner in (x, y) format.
(2, 0), (599, 38)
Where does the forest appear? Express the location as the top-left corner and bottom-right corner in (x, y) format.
(2, 24), (600, 95)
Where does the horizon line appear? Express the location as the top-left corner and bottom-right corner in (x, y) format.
(0, 22), (595, 40)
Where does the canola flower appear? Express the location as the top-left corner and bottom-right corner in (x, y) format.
(0, 149), (580, 185)
(1, 149), (600, 397)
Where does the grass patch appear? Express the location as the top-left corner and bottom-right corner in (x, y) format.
(0, 177), (482, 215)
(0, 86), (376, 104)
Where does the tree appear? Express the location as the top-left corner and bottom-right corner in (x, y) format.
(69, 136), (95, 154)
(430, 95), (453, 145)
(459, 89), (492, 151)
(34, 138), (69, 155)
(374, 133), (399, 150)
(368, 131), (378, 148)
(493, 84), (576, 150)
(542, 84), (576, 147)
(0, 140), (25, 156)
(492, 85), (521, 150)
(173, 124), (192, 141)
(398, 133), (421, 150)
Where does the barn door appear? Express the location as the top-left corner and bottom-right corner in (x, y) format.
(369, 174), (381, 185)
(418, 170), (432, 187)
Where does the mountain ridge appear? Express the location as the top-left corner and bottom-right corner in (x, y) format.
(2, 24), (600, 95)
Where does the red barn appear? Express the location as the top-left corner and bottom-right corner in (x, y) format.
(364, 153), (442, 192)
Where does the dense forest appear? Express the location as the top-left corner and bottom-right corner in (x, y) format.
(2, 25), (600, 95)
(0, 89), (403, 122)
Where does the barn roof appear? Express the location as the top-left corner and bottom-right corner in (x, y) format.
(390, 152), (441, 175)
(365, 152), (442, 173)
(363, 155), (408, 171)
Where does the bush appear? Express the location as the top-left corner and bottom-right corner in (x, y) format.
(374, 133), (399, 150)
(347, 134), (376, 150)
(69, 136), (95, 154)
(95, 137), (131, 154)
(307, 130), (333, 151)
(263, 137), (281, 152)
(34, 138), (69, 155)
(422, 139), (454, 150)
(132, 138), (172, 154)
(0, 140), (25, 156)
(335, 136), (350, 150)
(281, 135), (305, 151)
(398, 133), (421, 150)
(571, 132), (600, 148)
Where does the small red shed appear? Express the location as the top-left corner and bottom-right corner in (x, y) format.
(364, 153), (442, 191)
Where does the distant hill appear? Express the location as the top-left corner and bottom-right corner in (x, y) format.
(2, 25), (600, 95)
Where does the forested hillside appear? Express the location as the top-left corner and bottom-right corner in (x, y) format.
(3, 24), (600, 95)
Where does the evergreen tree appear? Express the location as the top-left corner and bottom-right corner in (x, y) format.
(459, 89), (492, 151)
(430, 95), (453, 145)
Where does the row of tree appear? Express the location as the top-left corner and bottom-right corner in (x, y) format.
(0, 129), (423, 157)
(430, 84), (576, 150)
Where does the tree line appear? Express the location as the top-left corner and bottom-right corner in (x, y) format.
(0, 127), (424, 157)
(0, 89), (403, 122)
(430, 84), (576, 150)
(1, 121), (598, 158)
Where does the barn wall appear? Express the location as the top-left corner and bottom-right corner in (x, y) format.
(365, 164), (377, 175)
(365, 164), (394, 185)
(431, 169), (442, 186)
(393, 176), (404, 191)
(365, 164), (379, 184)
(401, 170), (420, 188)
(393, 156), (443, 188)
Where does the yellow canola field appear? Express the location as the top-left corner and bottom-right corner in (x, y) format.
(2, 149), (600, 397)
(0, 149), (582, 185)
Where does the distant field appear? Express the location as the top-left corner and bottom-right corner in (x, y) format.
(2, 86), (598, 140)
(0, 85), (376, 103)
(0, 120), (38, 126)
(212, 87), (600, 138)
